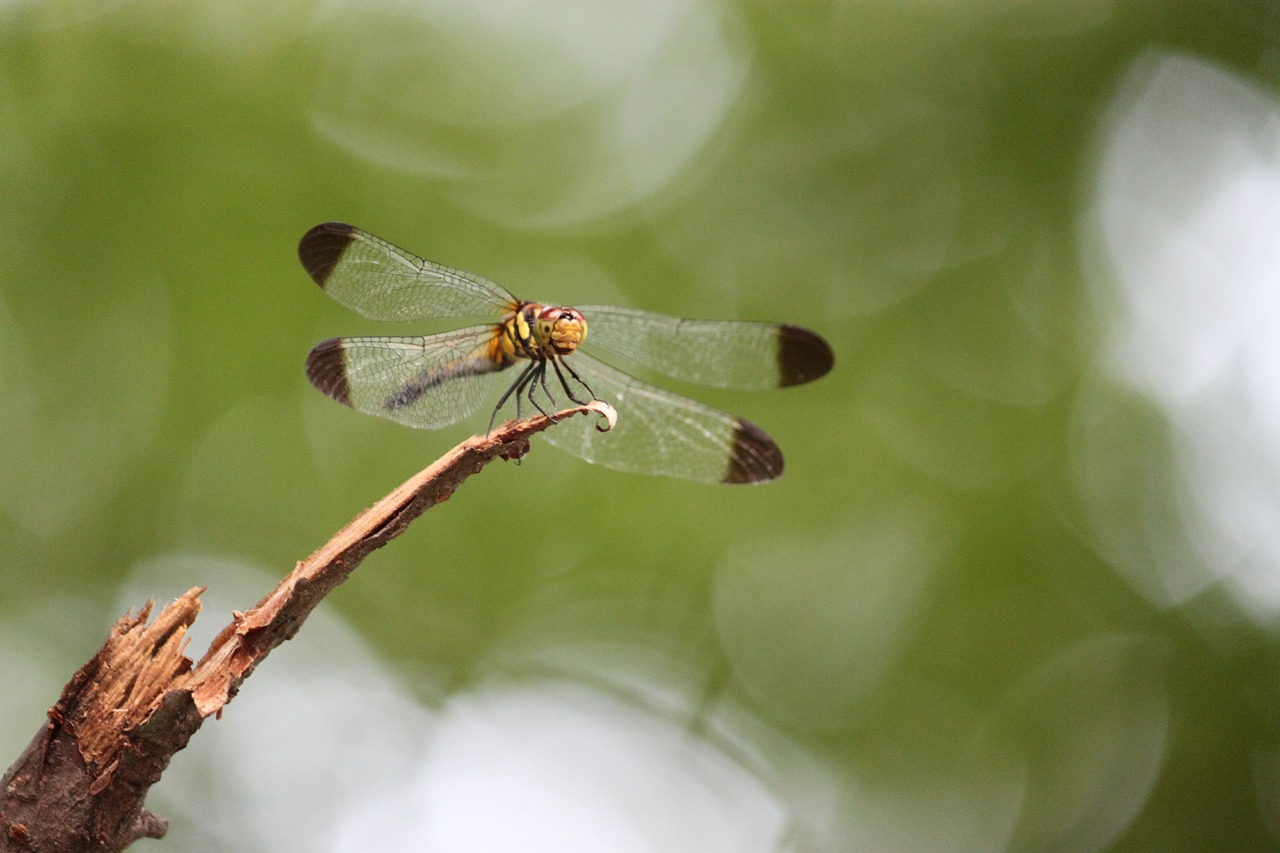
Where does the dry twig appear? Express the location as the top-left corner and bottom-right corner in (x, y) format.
(0, 402), (613, 852)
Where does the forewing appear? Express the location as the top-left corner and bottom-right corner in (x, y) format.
(541, 351), (784, 484)
(579, 305), (833, 390)
(306, 326), (506, 429)
(299, 223), (517, 321)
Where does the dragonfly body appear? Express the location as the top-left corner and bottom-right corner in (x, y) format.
(300, 222), (832, 484)
(369, 302), (589, 419)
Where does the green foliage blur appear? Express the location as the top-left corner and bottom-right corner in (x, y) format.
(2, 2), (1279, 850)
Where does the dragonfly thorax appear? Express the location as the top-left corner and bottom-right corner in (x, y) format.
(504, 303), (588, 361)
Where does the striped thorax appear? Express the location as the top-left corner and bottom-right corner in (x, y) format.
(500, 303), (588, 361)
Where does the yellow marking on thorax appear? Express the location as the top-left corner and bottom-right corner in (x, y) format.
(493, 304), (541, 364)
(490, 320), (520, 366)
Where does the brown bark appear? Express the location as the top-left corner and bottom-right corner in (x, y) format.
(0, 403), (612, 852)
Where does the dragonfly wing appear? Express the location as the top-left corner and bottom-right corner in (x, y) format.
(306, 325), (506, 429)
(542, 351), (784, 484)
(578, 304), (833, 390)
(300, 223), (518, 321)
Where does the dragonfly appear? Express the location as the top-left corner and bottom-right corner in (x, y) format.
(300, 222), (833, 484)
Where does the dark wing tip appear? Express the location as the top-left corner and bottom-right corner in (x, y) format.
(299, 222), (357, 287)
(306, 338), (353, 407)
(778, 325), (834, 387)
(723, 418), (785, 484)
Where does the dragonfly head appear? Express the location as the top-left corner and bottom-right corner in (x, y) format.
(537, 307), (588, 355)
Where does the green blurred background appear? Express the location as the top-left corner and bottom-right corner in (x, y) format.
(3, 1), (1280, 850)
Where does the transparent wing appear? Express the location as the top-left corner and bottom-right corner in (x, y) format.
(299, 223), (518, 321)
(541, 351), (784, 484)
(306, 325), (508, 429)
(578, 305), (833, 390)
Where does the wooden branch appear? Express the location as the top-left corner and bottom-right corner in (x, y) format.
(0, 402), (614, 853)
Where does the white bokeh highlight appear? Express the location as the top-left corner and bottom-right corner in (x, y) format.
(1078, 51), (1280, 619)
(113, 554), (829, 852)
(309, 0), (749, 228)
(335, 680), (793, 853)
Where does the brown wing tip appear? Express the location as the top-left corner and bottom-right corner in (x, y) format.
(306, 338), (353, 407)
(778, 325), (834, 387)
(723, 418), (785, 484)
(299, 222), (357, 287)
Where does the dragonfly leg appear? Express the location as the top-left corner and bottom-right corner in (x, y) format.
(489, 360), (539, 435)
(524, 360), (556, 421)
(555, 356), (596, 404)
(537, 362), (559, 408)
